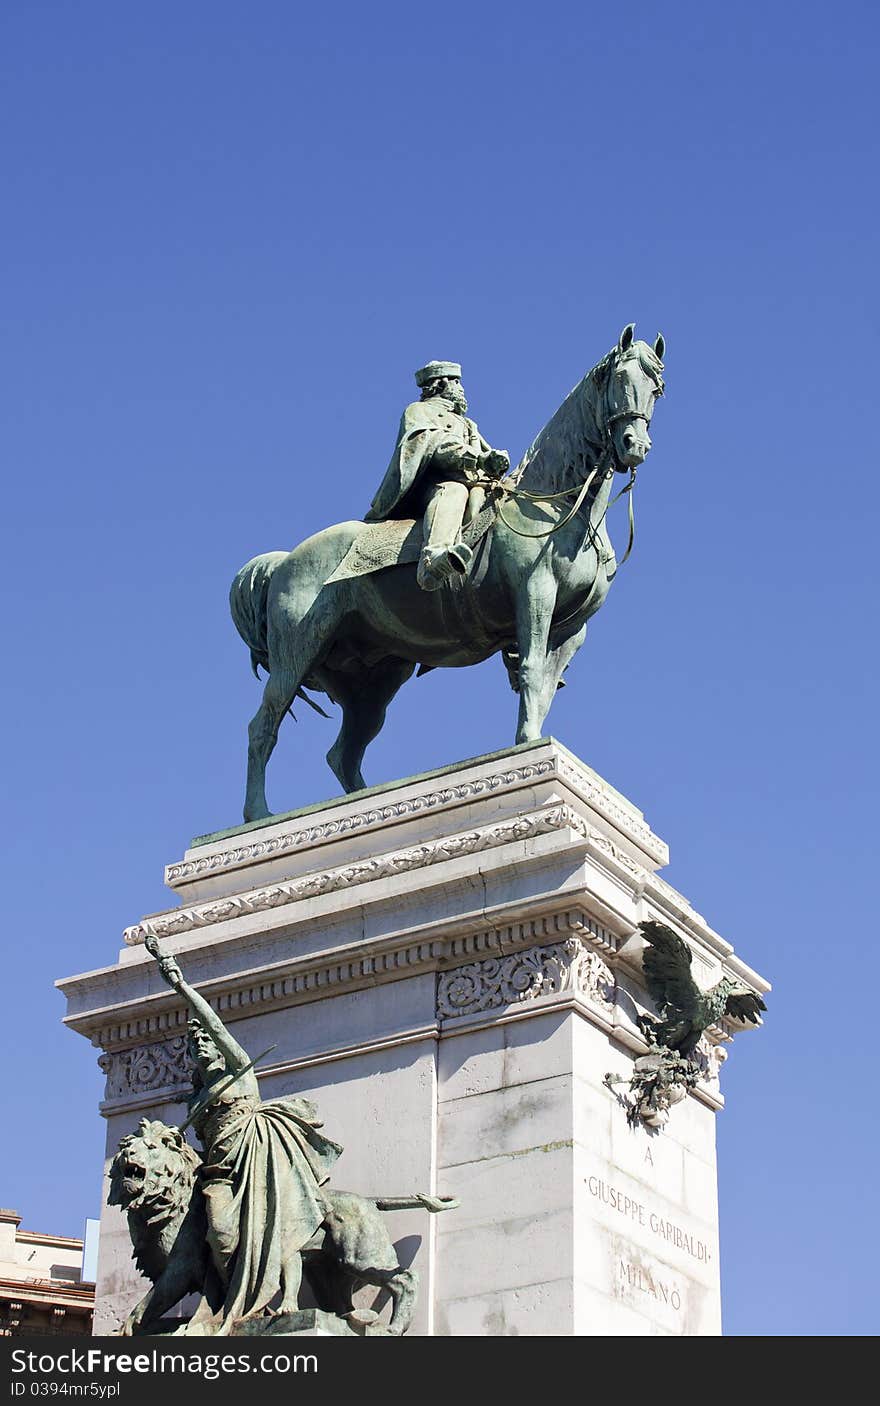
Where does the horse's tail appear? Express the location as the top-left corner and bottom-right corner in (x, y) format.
(229, 552), (289, 677)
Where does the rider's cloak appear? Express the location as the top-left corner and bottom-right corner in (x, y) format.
(365, 398), (487, 521)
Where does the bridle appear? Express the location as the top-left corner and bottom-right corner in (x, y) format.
(489, 351), (663, 557)
(589, 348), (662, 479)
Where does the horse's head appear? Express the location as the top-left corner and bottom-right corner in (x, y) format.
(601, 323), (665, 471)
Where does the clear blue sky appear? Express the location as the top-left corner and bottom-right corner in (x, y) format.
(2, 1), (877, 1337)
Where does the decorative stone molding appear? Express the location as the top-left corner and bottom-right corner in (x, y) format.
(126, 805), (645, 946)
(555, 754), (666, 861)
(82, 908), (615, 1053)
(98, 1035), (191, 1102)
(437, 937), (614, 1020)
(445, 908), (616, 962)
(645, 874), (709, 932)
(99, 1025), (439, 1115)
(166, 759), (558, 887)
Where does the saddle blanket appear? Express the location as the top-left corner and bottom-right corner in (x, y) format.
(324, 506), (496, 585)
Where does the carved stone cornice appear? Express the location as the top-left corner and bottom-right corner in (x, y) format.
(165, 757), (559, 889)
(163, 745), (668, 893)
(84, 907), (617, 1053)
(438, 938), (614, 1020)
(93, 929), (738, 1115)
(97, 919), (620, 1110)
(96, 942), (732, 1113)
(554, 754), (666, 863)
(446, 907), (615, 962)
(125, 804), (647, 947)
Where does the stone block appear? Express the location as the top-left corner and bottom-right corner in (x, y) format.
(436, 1277), (574, 1337)
(438, 1009), (573, 1101)
(433, 1144), (573, 1234)
(438, 1075), (572, 1170)
(436, 1209), (574, 1302)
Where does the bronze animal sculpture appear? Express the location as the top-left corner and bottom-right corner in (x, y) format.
(230, 324), (665, 820)
(604, 920), (767, 1128)
(638, 919), (766, 1056)
(109, 937), (458, 1336)
(110, 1120), (456, 1336)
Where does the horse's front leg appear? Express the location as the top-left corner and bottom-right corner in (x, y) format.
(514, 588), (556, 742)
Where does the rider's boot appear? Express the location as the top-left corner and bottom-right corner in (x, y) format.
(417, 481), (472, 592)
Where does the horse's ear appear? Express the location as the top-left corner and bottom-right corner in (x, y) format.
(618, 323), (635, 353)
(654, 332), (666, 361)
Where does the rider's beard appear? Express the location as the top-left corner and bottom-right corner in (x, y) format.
(447, 384), (468, 414)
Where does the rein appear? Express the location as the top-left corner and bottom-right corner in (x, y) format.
(463, 347), (655, 570)
(491, 463), (637, 562)
(489, 453), (638, 562)
(495, 456), (606, 539)
(482, 353), (647, 559)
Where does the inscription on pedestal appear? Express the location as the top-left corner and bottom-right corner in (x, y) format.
(617, 1257), (683, 1313)
(587, 1174), (712, 1263)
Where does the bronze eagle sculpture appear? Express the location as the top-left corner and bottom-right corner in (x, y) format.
(638, 919), (766, 1056)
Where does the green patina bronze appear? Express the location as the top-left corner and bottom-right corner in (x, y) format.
(230, 325), (665, 821)
(604, 921), (767, 1129)
(110, 939), (458, 1337)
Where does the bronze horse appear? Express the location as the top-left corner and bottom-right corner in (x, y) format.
(231, 325), (665, 820)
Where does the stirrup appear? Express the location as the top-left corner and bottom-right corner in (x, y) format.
(416, 551), (449, 592)
(417, 543), (473, 592)
(447, 542), (473, 574)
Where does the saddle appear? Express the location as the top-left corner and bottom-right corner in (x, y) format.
(324, 501), (497, 586)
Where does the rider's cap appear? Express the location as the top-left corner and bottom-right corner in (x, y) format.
(414, 360), (461, 387)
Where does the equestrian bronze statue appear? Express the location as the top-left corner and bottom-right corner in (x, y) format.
(230, 324), (665, 820)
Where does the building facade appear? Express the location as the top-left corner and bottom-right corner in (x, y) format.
(0, 1208), (94, 1336)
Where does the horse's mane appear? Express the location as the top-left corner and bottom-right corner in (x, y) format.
(514, 341), (664, 495)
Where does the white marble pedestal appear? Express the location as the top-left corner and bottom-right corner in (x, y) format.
(58, 738), (768, 1336)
